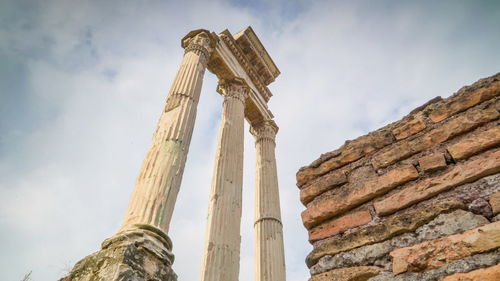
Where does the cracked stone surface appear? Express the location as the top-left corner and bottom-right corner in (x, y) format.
(59, 226), (177, 281)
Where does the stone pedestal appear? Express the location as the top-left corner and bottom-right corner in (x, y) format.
(199, 79), (249, 281)
(251, 120), (286, 281)
(59, 225), (176, 281)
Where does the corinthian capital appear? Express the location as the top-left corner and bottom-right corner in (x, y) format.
(250, 120), (279, 143)
(217, 78), (250, 104)
(181, 29), (217, 61)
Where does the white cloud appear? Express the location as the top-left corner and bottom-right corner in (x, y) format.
(1, 1), (499, 281)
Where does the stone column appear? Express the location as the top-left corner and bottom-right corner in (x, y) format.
(251, 120), (286, 281)
(61, 30), (218, 281)
(121, 30), (216, 233)
(200, 78), (249, 281)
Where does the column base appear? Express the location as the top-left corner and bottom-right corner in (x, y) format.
(59, 224), (177, 281)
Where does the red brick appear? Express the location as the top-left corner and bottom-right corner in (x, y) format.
(374, 149), (500, 216)
(308, 209), (372, 242)
(447, 126), (500, 161)
(297, 130), (393, 187)
(390, 221), (500, 274)
(300, 170), (347, 205)
(371, 106), (499, 169)
(418, 153), (447, 172)
(302, 165), (418, 229)
(392, 117), (427, 140)
(429, 81), (500, 123)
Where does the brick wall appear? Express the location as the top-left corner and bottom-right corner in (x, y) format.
(296, 73), (500, 281)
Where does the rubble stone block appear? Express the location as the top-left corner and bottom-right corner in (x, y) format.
(365, 249), (500, 281)
(310, 209), (488, 275)
(390, 221), (500, 274)
(306, 201), (465, 268)
(441, 263), (500, 281)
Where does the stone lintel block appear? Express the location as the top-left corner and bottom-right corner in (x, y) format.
(305, 201), (465, 268)
(441, 263), (500, 281)
(429, 80), (500, 123)
(390, 221), (500, 274)
(418, 153), (447, 172)
(392, 117), (427, 140)
(60, 226), (176, 281)
(371, 105), (499, 170)
(309, 266), (382, 281)
(302, 164), (418, 229)
(374, 148), (500, 216)
(490, 191), (500, 215)
(308, 209), (372, 242)
(447, 126), (500, 161)
(296, 129), (394, 187)
(300, 169), (347, 205)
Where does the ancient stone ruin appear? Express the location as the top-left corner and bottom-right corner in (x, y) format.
(61, 27), (285, 281)
(296, 73), (500, 280)
(60, 26), (500, 281)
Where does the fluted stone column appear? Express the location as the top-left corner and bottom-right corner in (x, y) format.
(251, 120), (286, 281)
(200, 78), (249, 281)
(120, 30), (216, 234)
(61, 30), (218, 281)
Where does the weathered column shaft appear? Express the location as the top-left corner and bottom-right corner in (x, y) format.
(251, 121), (286, 281)
(121, 30), (215, 233)
(200, 79), (249, 281)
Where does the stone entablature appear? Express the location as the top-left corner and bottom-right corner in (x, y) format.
(208, 29), (275, 126)
(296, 73), (500, 281)
(233, 26), (280, 87)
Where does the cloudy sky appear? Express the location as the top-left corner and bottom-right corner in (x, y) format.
(1, 0), (499, 280)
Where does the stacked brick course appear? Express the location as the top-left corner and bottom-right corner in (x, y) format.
(296, 73), (500, 281)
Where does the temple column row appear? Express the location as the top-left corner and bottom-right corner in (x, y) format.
(64, 29), (284, 281)
(199, 79), (285, 281)
(118, 29), (285, 281)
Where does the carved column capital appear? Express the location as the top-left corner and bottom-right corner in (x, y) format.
(217, 78), (250, 104)
(182, 30), (217, 62)
(250, 120), (279, 143)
